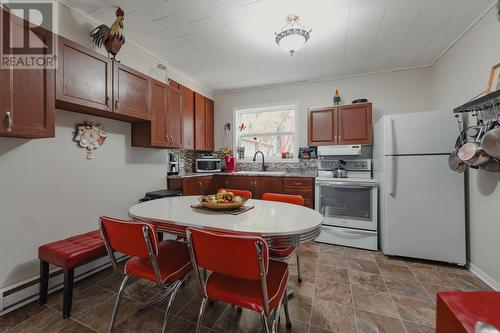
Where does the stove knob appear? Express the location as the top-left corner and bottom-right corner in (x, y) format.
(355, 163), (360, 167)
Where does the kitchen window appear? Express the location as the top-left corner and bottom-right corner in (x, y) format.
(234, 105), (297, 161)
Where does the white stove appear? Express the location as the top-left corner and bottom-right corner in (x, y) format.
(315, 158), (378, 250)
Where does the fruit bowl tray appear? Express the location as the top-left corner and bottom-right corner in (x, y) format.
(198, 196), (248, 210)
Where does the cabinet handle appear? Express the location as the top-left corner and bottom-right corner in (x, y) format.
(5, 111), (12, 132)
(225, 180), (229, 187)
(293, 182), (302, 186)
(115, 100), (119, 110)
(105, 96), (109, 107)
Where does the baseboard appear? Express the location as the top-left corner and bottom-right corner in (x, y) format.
(0, 255), (126, 316)
(469, 262), (500, 291)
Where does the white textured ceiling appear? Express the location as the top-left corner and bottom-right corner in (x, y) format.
(62, 0), (494, 92)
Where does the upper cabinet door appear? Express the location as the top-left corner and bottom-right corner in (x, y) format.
(56, 38), (112, 113)
(308, 108), (337, 146)
(113, 63), (150, 120)
(167, 86), (183, 148)
(194, 92), (206, 150)
(150, 80), (168, 147)
(180, 84), (195, 149)
(338, 103), (372, 145)
(205, 98), (214, 151)
(1, 15), (54, 138)
(0, 68), (11, 136)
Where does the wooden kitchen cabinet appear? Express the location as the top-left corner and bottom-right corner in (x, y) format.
(308, 107), (337, 146)
(131, 80), (167, 148)
(180, 84), (195, 149)
(170, 175), (314, 208)
(281, 177), (315, 208)
(181, 176), (214, 196)
(56, 38), (150, 122)
(205, 98), (215, 151)
(226, 176), (257, 194)
(194, 93), (215, 151)
(132, 81), (183, 148)
(56, 37), (112, 115)
(308, 103), (372, 146)
(0, 13), (54, 138)
(214, 175), (260, 198)
(338, 103), (372, 145)
(194, 92), (206, 150)
(256, 177), (282, 199)
(167, 86), (183, 148)
(113, 62), (150, 121)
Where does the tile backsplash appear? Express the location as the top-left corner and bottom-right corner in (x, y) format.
(235, 159), (318, 173)
(167, 149), (196, 173)
(168, 149), (318, 174)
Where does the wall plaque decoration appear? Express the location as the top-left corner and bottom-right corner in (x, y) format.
(73, 121), (107, 159)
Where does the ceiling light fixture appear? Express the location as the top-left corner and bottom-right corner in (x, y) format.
(275, 15), (311, 56)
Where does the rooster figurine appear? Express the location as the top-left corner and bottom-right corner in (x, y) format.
(89, 8), (125, 60)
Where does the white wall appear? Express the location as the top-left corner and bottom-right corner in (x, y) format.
(0, 3), (210, 289)
(430, 7), (500, 289)
(214, 68), (431, 151)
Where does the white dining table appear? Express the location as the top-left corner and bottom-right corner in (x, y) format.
(128, 196), (323, 247)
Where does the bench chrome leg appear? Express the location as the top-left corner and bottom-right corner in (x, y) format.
(39, 261), (49, 305)
(108, 275), (130, 333)
(63, 268), (74, 319)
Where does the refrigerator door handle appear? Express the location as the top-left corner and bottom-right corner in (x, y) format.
(388, 156), (396, 196)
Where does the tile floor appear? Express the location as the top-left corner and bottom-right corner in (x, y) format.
(0, 242), (492, 333)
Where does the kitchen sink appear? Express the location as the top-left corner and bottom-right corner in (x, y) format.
(233, 171), (286, 176)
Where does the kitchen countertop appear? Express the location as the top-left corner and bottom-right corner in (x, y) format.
(167, 171), (317, 179)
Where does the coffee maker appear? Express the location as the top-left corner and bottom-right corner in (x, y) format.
(167, 153), (179, 175)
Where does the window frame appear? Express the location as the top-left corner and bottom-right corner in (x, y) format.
(233, 104), (299, 162)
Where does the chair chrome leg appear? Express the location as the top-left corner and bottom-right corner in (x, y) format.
(136, 287), (175, 311)
(283, 291), (292, 329)
(108, 275), (130, 333)
(271, 297), (283, 333)
(261, 312), (270, 333)
(161, 280), (182, 333)
(295, 251), (302, 283)
(196, 297), (208, 333)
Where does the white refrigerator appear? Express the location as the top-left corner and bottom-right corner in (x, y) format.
(373, 110), (466, 265)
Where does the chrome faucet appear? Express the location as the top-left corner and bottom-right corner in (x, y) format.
(252, 151), (269, 171)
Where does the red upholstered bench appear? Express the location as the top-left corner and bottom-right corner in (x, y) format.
(38, 230), (107, 318)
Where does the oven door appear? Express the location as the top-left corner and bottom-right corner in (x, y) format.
(315, 181), (378, 230)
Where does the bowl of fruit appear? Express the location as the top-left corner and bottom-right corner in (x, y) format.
(199, 190), (248, 210)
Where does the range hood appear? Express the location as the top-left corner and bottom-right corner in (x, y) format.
(317, 145), (362, 156)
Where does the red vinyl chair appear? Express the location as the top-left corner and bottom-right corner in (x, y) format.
(217, 188), (253, 199)
(186, 228), (292, 333)
(262, 193), (305, 283)
(99, 216), (191, 333)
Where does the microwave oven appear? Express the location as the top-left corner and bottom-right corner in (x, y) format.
(196, 158), (221, 173)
